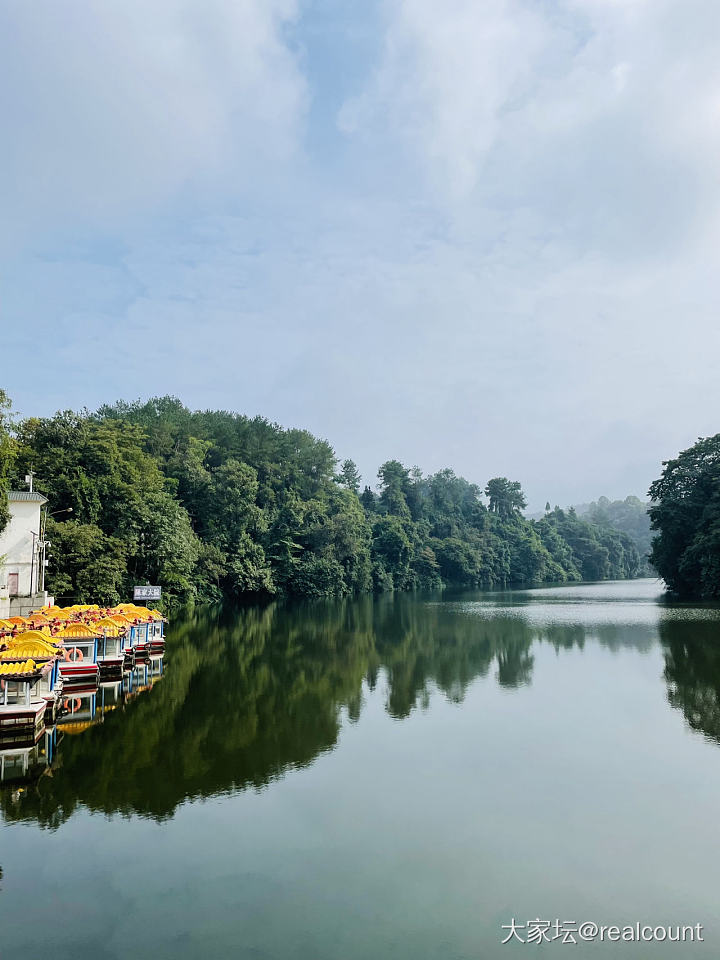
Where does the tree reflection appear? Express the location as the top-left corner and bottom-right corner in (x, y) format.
(660, 618), (720, 744)
(1, 595), (662, 827)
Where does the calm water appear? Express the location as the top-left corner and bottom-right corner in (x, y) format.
(3, 579), (720, 957)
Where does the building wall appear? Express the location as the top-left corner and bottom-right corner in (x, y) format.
(7, 592), (54, 617)
(0, 499), (43, 597)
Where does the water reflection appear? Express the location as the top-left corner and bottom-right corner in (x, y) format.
(660, 618), (720, 745)
(3, 586), (720, 827)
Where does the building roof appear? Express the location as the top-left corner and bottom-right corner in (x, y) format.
(8, 490), (48, 504)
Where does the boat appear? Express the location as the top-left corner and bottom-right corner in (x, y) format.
(53, 623), (101, 690)
(0, 659), (59, 741)
(0, 632), (63, 726)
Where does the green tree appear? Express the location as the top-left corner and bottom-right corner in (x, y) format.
(584, 495), (652, 575)
(337, 458), (361, 494)
(4, 391), (647, 605)
(45, 520), (127, 604)
(377, 460), (412, 518)
(649, 434), (720, 599)
(0, 388), (16, 533)
(13, 414), (200, 606)
(485, 477), (527, 518)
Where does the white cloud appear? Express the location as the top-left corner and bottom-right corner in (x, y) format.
(339, 0), (720, 253)
(339, 0), (556, 197)
(2, 0), (720, 509)
(0, 0), (305, 235)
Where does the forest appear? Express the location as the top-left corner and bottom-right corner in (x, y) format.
(649, 434), (720, 600)
(0, 390), (647, 606)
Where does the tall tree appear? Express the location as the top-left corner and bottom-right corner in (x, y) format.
(377, 460), (412, 517)
(0, 388), (15, 533)
(485, 478), (527, 518)
(337, 458), (361, 494)
(649, 434), (720, 599)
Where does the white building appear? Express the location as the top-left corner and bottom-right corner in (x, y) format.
(0, 490), (53, 618)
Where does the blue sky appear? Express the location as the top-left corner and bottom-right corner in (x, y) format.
(2, 0), (719, 509)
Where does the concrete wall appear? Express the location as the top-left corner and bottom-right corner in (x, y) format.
(7, 592), (54, 617)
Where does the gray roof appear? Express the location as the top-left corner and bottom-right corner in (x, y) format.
(8, 490), (48, 503)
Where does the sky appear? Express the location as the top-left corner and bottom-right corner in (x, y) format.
(1, 0), (719, 511)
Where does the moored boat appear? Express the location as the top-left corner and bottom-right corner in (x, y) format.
(53, 623), (100, 690)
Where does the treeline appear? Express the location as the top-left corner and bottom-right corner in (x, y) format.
(0, 392), (644, 606)
(578, 495), (653, 576)
(649, 434), (720, 600)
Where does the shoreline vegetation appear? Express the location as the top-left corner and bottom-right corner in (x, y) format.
(649, 434), (720, 601)
(0, 391), (655, 608)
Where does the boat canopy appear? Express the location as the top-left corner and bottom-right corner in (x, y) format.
(0, 632), (60, 659)
(55, 623), (101, 640)
(94, 618), (124, 637)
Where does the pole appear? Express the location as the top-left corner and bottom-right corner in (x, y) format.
(30, 531), (36, 596)
(40, 507), (47, 594)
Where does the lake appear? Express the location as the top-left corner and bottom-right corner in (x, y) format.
(3, 578), (720, 957)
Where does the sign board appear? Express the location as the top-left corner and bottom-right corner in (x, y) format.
(133, 585), (162, 602)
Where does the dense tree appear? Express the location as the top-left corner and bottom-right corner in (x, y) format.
(485, 477), (527, 518)
(536, 507), (640, 581)
(581, 495), (653, 575)
(45, 520), (128, 605)
(337, 458), (361, 494)
(0, 388), (15, 533)
(377, 460), (412, 518)
(649, 435), (720, 599)
(1, 391), (647, 604)
(12, 413), (201, 605)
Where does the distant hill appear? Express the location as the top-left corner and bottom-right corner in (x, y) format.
(530, 496), (653, 574)
(556, 496), (654, 575)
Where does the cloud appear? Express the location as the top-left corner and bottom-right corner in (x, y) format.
(339, 0), (720, 257)
(339, 0), (556, 197)
(2, 0), (720, 510)
(0, 0), (306, 236)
